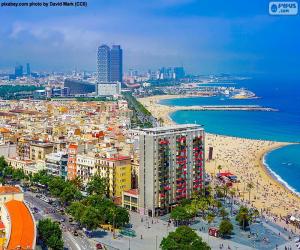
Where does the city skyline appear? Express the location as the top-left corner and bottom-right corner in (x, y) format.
(0, 0), (299, 78)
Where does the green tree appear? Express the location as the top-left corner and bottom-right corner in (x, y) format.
(219, 207), (229, 219)
(114, 207), (130, 227)
(0, 156), (8, 170)
(194, 197), (209, 217)
(38, 218), (63, 250)
(160, 226), (211, 250)
(32, 170), (51, 185)
(217, 165), (222, 174)
(86, 174), (107, 197)
(236, 206), (250, 230)
(219, 219), (233, 238)
(70, 176), (83, 190)
(67, 201), (86, 222)
(229, 188), (236, 215)
(48, 177), (67, 197)
(205, 212), (215, 230)
(215, 186), (224, 198)
(60, 184), (82, 205)
(222, 185), (229, 199)
(246, 182), (254, 203)
(81, 206), (102, 230)
(12, 168), (26, 180)
(170, 206), (193, 225)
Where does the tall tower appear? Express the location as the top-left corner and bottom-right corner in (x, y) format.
(136, 124), (205, 217)
(26, 63), (31, 76)
(14, 64), (23, 77)
(110, 45), (123, 82)
(97, 44), (111, 83)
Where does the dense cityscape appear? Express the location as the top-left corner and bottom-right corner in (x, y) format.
(0, 41), (299, 250)
(1, 1), (300, 250)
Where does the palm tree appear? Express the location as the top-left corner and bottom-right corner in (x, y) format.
(206, 212), (215, 227)
(229, 188), (236, 215)
(109, 207), (117, 239)
(247, 182), (254, 203)
(217, 165), (222, 174)
(222, 185), (229, 200)
(185, 204), (197, 221)
(239, 210), (249, 230)
(194, 197), (208, 218)
(158, 117), (164, 126)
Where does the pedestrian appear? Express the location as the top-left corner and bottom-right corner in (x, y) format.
(140, 234), (143, 240)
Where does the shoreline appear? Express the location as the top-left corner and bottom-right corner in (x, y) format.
(262, 145), (300, 197)
(138, 94), (300, 217)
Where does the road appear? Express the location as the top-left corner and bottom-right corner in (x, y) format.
(24, 192), (95, 250)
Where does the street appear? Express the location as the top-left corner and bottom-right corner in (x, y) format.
(24, 191), (95, 250)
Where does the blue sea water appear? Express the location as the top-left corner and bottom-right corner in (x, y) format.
(160, 78), (300, 193)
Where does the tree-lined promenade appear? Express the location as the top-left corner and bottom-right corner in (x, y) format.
(0, 156), (130, 234)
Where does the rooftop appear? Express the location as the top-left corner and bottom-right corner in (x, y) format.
(0, 186), (21, 194)
(5, 200), (35, 250)
(107, 155), (131, 161)
(134, 124), (203, 134)
(124, 189), (139, 196)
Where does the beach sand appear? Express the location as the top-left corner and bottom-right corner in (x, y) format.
(139, 95), (300, 220)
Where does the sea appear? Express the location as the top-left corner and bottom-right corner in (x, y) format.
(160, 77), (300, 195)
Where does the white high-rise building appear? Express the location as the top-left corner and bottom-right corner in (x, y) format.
(136, 124), (205, 217)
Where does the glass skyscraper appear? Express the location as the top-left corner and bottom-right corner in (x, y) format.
(110, 45), (123, 82)
(97, 44), (111, 83)
(97, 44), (123, 83)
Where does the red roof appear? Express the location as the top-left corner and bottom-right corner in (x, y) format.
(5, 200), (35, 250)
(69, 144), (78, 149)
(219, 172), (234, 177)
(124, 189), (139, 196)
(0, 186), (21, 194)
(107, 155), (130, 161)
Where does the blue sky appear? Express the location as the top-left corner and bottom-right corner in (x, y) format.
(0, 0), (299, 76)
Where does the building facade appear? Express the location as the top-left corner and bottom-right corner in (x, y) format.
(45, 152), (68, 180)
(96, 82), (121, 96)
(97, 44), (111, 83)
(137, 124), (205, 217)
(95, 156), (131, 198)
(97, 44), (123, 95)
(76, 154), (96, 184)
(67, 144), (78, 180)
(30, 142), (54, 161)
(110, 45), (123, 82)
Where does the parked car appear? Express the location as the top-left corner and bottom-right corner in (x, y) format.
(96, 243), (104, 249)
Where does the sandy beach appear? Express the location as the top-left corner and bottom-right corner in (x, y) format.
(138, 95), (300, 219)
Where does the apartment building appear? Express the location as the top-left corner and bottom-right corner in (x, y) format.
(76, 154), (96, 184)
(30, 142), (54, 161)
(67, 144), (78, 180)
(16, 138), (31, 160)
(45, 152), (68, 180)
(137, 124), (205, 217)
(95, 155), (131, 198)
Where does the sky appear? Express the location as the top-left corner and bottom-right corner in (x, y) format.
(0, 0), (299, 77)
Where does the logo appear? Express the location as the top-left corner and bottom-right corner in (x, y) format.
(269, 1), (298, 15)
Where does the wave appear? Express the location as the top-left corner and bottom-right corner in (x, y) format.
(263, 150), (300, 196)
